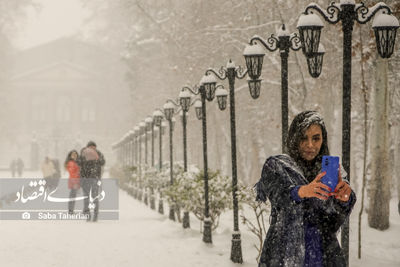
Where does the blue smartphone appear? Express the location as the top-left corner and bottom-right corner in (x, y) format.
(320, 156), (339, 192)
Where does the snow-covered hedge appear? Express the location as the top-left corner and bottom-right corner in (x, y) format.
(163, 167), (232, 230)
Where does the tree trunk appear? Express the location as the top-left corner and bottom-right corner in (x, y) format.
(367, 55), (390, 230)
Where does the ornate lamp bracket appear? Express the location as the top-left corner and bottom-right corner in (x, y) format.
(305, 3), (340, 24)
(182, 85), (200, 96)
(355, 2), (392, 24)
(250, 35), (278, 52)
(205, 68), (226, 80)
(289, 33), (302, 51)
(235, 65), (248, 80)
(166, 98), (181, 108)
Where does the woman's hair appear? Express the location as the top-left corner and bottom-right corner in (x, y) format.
(64, 150), (78, 169)
(286, 111), (330, 180)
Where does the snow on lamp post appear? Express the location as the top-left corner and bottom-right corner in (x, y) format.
(139, 121), (146, 170)
(139, 122), (146, 201)
(180, 80), (213, 244)
(153, 110), (164, 171)
(372, 12), (399, 58)
(145, 117), (154, 167)
(128, 130), (135, 167)
(204, 59), (247, 263)
(178, 88), (203, 230)
(298, 0), (399, 263)
(134, 126), (140, 169)
(153, 109), (165, 215)
(243, 43), (264, 99)
(245, 24), (302, 154)
(194, 98), (203, 120)
(146, 116), (156, 210)
(163, 101), (177, 222)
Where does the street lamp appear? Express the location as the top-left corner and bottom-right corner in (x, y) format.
(132, 127), (139, 199)
(181, 76), (217, 244)
(178, 90), (202, 229)
(128, 130), (135, 167)
(244, 24), (303, 154)
(297, 1), (399, 263)
(153, 109), (165, 215)
(307, 43), (325, 78)
(145, 116), (156, 210)
(204, 60), (246, 263)
(139, 123), (146, 201)
(163, 101), (177, 221)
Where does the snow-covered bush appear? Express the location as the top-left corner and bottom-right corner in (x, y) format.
(164, 168), (232, 230)
(162, 164), (199, 210)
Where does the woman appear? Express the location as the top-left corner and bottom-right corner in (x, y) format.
(65, 150), (80, 214)
(256, 111), (356, 267)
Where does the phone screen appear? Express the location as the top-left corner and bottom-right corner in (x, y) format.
(320, 155), (339, 192)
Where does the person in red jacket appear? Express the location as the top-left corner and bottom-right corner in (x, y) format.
(65, 150), (80, 214)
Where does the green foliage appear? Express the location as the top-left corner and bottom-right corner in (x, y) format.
(163, 168), (232, 230)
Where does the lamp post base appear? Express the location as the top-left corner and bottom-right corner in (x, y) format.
(182, 211), (190, 229)
(230, 232), (243, 263)
(150, 195), (156, 210)
(158, 198), (164, 214)
(202, 218), (212, 243)
(144, 191), (148, 205)
(169, 205), (176, 221)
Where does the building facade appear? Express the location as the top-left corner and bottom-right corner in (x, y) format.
(2, 38), (132, 171)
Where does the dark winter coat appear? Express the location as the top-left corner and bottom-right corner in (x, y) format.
(79, 149), (105, 179)
(256, 154), (356, 267)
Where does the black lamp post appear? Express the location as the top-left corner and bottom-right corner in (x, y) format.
(139, 121), (148, 167)
(146, 116), (156, 210)
(297, 1), (398, 264)
(153, 109), (165, 214)
(139, 124), (146, 201)
(134, 126), (140, 199)
(134, 126), (139, 168)
(244, 24), (304, 154)
(129, 130), (135, 168)
(181, 76), (217, 244)
(178, 89), (192, 172)
(178, 89), (202, 229)
(145, 117), (155, 168)
(204, 59), (248, 263)
(163, 101), (177, 221)
(125, 131), (131, 167)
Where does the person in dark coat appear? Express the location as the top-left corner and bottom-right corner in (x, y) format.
(10, 159), (16, 178)
(256, 111), (356, 267)
(79, 141), (105, 222)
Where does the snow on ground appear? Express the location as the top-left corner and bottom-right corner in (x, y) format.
(0, 171), (399, 267)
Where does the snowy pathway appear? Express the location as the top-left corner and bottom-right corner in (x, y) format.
(0, 185), (258, 267)
(0, 171), (399, 266)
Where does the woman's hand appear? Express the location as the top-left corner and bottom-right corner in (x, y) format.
(298, 172), (331, 200)
(331, 169), (352, 202)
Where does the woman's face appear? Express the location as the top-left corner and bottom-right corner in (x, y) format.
(298, 124), (323, 161)
(71, 152), (78, 160)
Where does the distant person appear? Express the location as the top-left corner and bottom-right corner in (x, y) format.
(65, 150), (80, 214)
(10, 159), (17, 178)
(41, 157), (57, 192)
(16, 158), (24, 177)
(80, 141), (105, 222)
